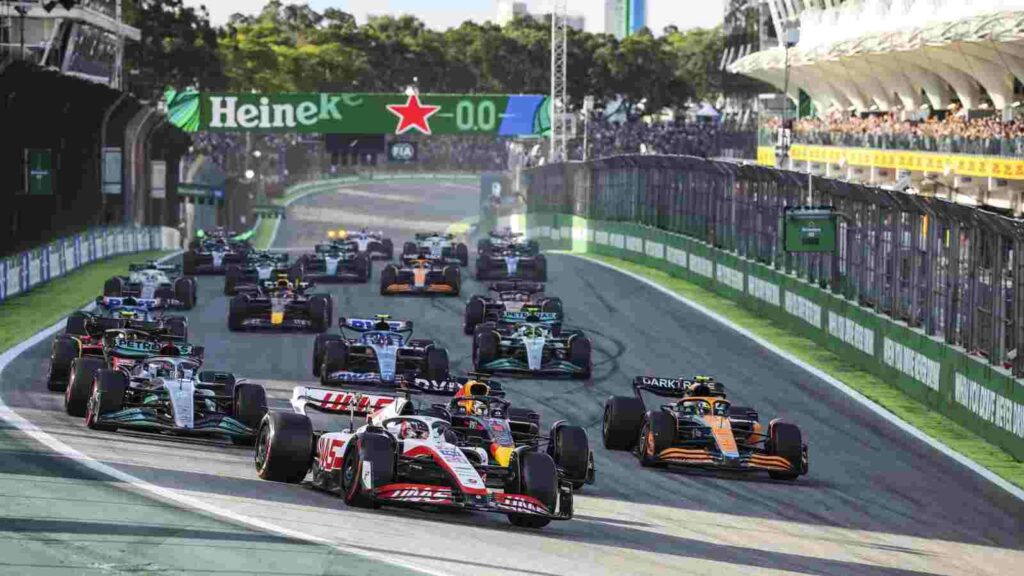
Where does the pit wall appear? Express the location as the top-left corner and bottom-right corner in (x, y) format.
(515, 211), (1024, 461)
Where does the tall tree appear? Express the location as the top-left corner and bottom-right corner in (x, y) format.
(123, 0), (225, 100)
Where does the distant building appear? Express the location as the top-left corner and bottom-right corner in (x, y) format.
(498, 1), (585, 31)
(496, 0), (529, 26)
(0, 0), (139, 89)
(604, 0), (646, 39)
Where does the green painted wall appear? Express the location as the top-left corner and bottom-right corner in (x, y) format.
(522, 211), (1024, 461)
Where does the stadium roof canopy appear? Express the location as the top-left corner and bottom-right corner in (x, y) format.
(730, 0), (1024, 115)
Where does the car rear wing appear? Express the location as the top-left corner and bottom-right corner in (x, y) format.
(314, 243), (354, 254)
(129, 262), (181, 273)
(490, 281), (544, 294)
(404, 375), (505, 397)
(414, 232), (453, 241)
(340, 317), (413, 333)
(291, 385), (402, 419)
(500, 310), (560, 324)
(96, 296), (164, 310)
(632, 376), (726, 398)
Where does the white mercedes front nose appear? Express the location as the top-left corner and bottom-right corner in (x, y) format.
(163, 379), (196, 428)
(523, 337), (545, 370)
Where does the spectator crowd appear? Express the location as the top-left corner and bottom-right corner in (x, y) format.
(762, 110), (1024, 158)
(184, 115), (726, 177)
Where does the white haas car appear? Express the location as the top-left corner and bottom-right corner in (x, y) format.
(254, 383), (574, 528)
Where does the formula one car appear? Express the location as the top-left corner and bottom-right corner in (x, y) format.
(296, 243), (371, 284)
(463, 282), (563, 335)
(473, 318), (591, 379)
(380, 257), (460, 296)
(253, 381), (576, 528)
(442, 377), (594, 489)
(62, 329), (202, 416)
(327, 228), (394, 260)
(67, 354), (266, 444)
(183, 235), (251, 275)
(224, 251), (296, 295)
(478, 230), (539, 257)
(47, 302), (188, 392)
(103, 262), (196, 309)
(228, 276), (333, 332)
(475, 244), (548, 281)
(402, 232), (468, 266)
(602, 376), (809, 480)
(312, 316), (449, 385)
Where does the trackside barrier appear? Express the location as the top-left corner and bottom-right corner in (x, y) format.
(519, 210), (1024, 461)
(0, 226), (180, 303)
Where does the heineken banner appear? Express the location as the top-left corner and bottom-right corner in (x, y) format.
(166, 89), (550, 136)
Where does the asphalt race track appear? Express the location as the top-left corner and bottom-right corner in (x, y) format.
(2, 179), (1023, 575)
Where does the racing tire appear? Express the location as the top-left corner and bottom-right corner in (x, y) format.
(767, 422), (804, 481)
(65, 312), (89, 336)
(65, 357), (104, 417)
(443, 266), (461, 296)
(309, 295), (331, 333)
(456, 243), (469, 267)
(312, 334), (344, 377)
(321, 340), (349, 385)
(550, 424), (590, 487)
(638, 411), (676, 468)
(464, 296), (485, 335)
(341, 433), (395, 508)
(289, 262), (305, 285)
(232, 384), (269, 445)
(526, 239), (540, 256)
(380, 265), (398, 296)
(382, 238), (394, 260)
(507, 451), (557, 528)
(402, 242), (417, 257)
(568, 334), (591, 379)
(228, 295), (248, 331)
(48, 336), (80, 391)
(424, 346), (450, 381)
(224, 265), (243, 295)
(86, 369), (128, 432)
(534, 255), (548, 282)
(471, 322), (497, 357)
(103, 277), (123, 297)
(165, 316), (188, 341)
(473, 331), (500, 371)
(182, 252), (197, 275)
(354, 254), (371, 282)
(478, 238), (492, 256)
(255, 411), (314, 484)
(541, 297), (563, 316)
(174, 277), (195, 309)
(602, 396), (645, 450)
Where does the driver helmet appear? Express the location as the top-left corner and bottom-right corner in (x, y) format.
(455, 380), (490, 415)
(393, 420), (428, 440)
(690, 375), (715, 397)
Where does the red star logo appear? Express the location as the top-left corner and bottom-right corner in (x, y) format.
(386, 94), (441, 135)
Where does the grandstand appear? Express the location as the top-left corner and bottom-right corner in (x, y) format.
(729, 0), (1024, 215)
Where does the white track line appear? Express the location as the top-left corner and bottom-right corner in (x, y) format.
(562, 252), (1024, 504)
(0, 250), (449, 576)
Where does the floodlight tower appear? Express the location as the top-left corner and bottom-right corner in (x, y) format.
(549, 0), (568, 163)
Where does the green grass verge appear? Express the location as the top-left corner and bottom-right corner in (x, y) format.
(579, 252), (1024, 490)
(0, 250), (170, 355)
(251, 217), (278, 250)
